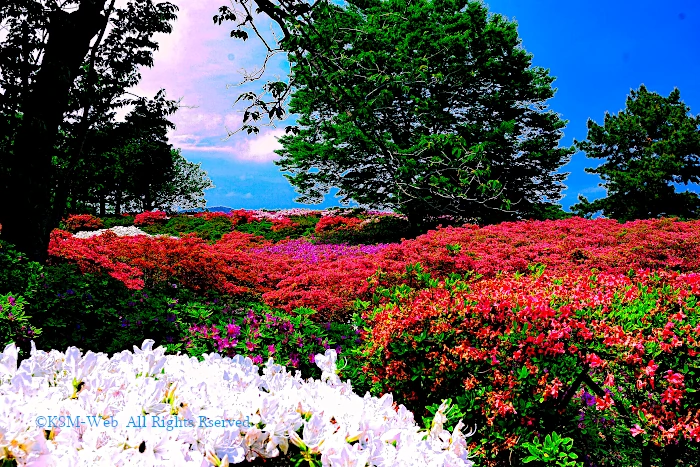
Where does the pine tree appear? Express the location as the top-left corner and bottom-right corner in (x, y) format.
(573, 85), (700, 221)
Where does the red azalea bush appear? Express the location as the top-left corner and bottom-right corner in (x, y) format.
(314, 215), (363, 232)
(228, 209), (261, 226)
(133, 210), (168, 226)
(270, 217), (300, 232)
(347, 268), (700, 465)
(373, 217), (700, 280)
(62, 214), (104, 232)
(48, 230), (270, 295)
(259, 254), (387, 322)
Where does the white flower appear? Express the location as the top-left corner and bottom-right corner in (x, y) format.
(0, 342), (18, 380)
(0, 340), (475, 466)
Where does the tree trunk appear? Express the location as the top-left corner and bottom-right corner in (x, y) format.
(115, 186), (122, 215)
(144, 186), (152, 212)
(0, 2), (106, 263)
(404, 206), (427, 238)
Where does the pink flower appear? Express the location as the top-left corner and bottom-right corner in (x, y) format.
(225, 323), (240, 337)
(665, 370), (684, 386)
(586, 353), (603, 368)
(630, 424), (646, 437)
(644, 360), (659, 377)
(661, 386), (684, 406)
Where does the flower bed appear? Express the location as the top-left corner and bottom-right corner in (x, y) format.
(6, 214), (700, 466)
(49, 217), (700, 323)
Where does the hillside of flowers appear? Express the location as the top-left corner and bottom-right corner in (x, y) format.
(2, 209), (700, 466)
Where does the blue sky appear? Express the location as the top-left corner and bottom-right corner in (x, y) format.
(132, 0), (700, 212)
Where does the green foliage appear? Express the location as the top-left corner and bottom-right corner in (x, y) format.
(286, 214), (321, 237)
(421, 398), (467, 434)
(234, 220), (275, 238)
(0, 292), (41, 352)
(25, 263), (182, 355)
(522, 432), (582, 466)
(141, 215), (233, 242)
(234, 221), (298, 242)
(84, 92), (183, 214)
(313, 215), (411, 245)
(0, 240), (44, 299)
(101, 215), (136, 229)
(530, 203), (575, 221)
(573, 85), (700, 221)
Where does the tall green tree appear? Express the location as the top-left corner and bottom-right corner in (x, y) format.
(215, 0), (573, 228)
(0, 0), (177, 262)
(153, 149), (215, 213)
(572, 85), (700, 221)
(69, 93), (214, 215)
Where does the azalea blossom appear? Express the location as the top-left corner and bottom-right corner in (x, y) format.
(0, 341), (474, 466)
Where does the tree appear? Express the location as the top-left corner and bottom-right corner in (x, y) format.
(66, 92), (214, 215)
(215, 0), (573, 228)
(152, 149), (215, 213)
(572, 85), (700, 222)
(0, 0), (177, 262)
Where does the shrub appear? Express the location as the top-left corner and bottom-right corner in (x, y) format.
(221, 209), (263, 227)
(61, 214), (104, 232)
(181, 301), (359, 380)
(48, 229), (269, 296)
(0, 341), (476, 467)
(138, 215), (235, 243)
(101, 214), (136, 229)
(0, 239), (44, 299)
(133, 210), (168, 226)
(313, 214), (411, 245)
(191, 215), (235, 242)
(0, 292), (40, 353)
(314, 215), (363, 233)
(270, 217), (300, 232)
(348, 267), (700, 466)
(234, 220), (296, 242)
(24, 262), (183, 355)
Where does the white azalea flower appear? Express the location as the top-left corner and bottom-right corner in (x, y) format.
(0, 343), (18, 380)
(0, 340), (475, 466)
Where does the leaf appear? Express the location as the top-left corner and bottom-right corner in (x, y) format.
(230, 30), (249, 41)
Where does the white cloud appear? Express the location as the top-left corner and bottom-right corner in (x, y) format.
(578, 185), (606, 195)
(177, 128), (285, 163)
(124, 0), (293, 168)
(242, 129), (285, 161)
(225, 191), (254, 198)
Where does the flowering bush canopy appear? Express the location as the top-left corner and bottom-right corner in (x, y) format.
(350, 268), (700, 464)
(134, 211), (169, 227)
(62, 215), (104, 232)
(0, 340), (474, 466)
(49, 217), (700, 322)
